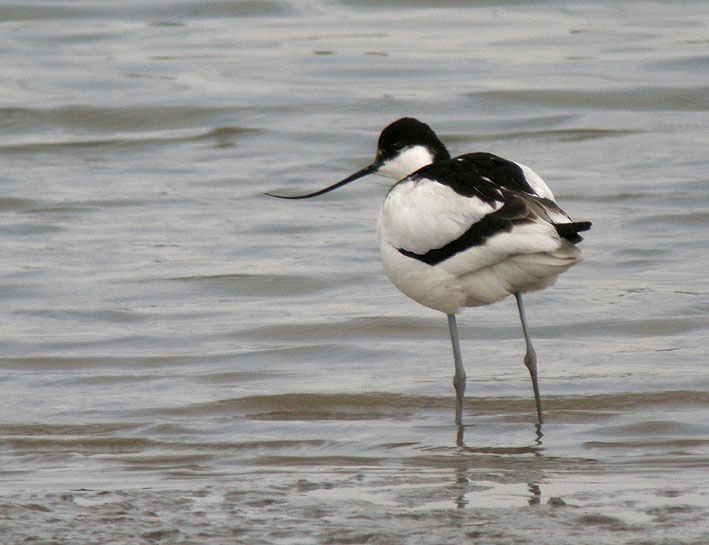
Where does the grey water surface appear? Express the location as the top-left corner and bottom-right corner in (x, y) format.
(1, 1), (708, 544)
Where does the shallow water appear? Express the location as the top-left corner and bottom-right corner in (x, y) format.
(1, 1), (708, 543)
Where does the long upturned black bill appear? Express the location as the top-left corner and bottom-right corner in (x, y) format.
(265, 162), (380, 199)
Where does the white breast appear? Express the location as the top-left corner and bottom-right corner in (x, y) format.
(377, 178), (503, 255)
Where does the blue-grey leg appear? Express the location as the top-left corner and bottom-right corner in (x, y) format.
(514, 292), (544, 424)
(447, 313), (466, 426)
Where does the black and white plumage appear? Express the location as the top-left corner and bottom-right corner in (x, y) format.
(267, 117), (591, 429)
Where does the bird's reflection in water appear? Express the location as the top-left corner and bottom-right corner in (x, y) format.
(527, 483), (542, 505)
(452, 422), (544, 509)
(454, 466), (470, 509)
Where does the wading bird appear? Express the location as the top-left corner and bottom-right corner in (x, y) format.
(267, 118), (590, 428)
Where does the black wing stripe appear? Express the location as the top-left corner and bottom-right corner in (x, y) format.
(398, 198), (530, 266)
(398, 195), (592, 266)
(457, 152), (537, 194)
(411, 156), (507, 202)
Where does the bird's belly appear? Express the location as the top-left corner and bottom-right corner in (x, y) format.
(379, 242), (469, 313)
(378, 241), (581, 315)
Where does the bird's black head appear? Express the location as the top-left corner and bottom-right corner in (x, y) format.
(375, 117), (451, 164)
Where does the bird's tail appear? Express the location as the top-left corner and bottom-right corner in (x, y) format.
(554, 221), (592, 244)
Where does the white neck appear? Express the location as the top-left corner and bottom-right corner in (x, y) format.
(376, 145), (435, 180)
